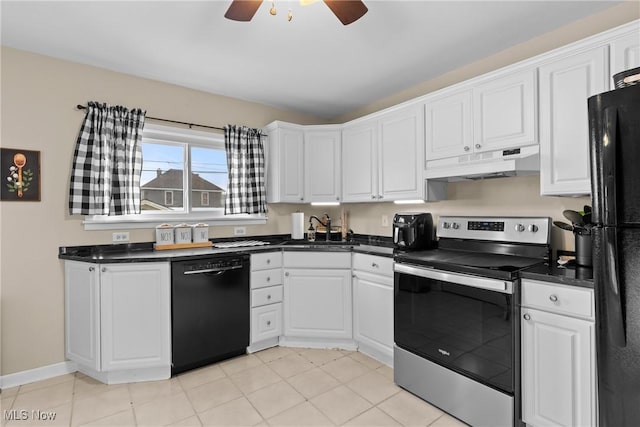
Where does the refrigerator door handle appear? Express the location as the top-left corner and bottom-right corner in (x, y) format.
(603, 226), (626, 347)
(602, 107), (618, 226)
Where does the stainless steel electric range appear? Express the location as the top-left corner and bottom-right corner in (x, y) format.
(393, 216), (551, 427)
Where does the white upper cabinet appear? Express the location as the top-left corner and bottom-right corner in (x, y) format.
(377, 104), (425, 201)
(424, 89), (473, 160)
(342, 120), (378, 202)
(473, 69), (537, 152)
(304, 129), (342, 203)
(265, 122), (305, 203)
(539, 46), (608, 196)
(342, 105), (424, 202)
(610, 31), (640, 77)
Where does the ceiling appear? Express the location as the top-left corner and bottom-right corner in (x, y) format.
(1, 1), (624, 120)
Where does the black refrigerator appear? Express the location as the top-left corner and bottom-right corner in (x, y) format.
(588, 82), (640, 426)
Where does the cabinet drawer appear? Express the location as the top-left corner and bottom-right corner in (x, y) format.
(352, 253), (393, 277)
(251, 252), (282, 271)
(251, 268), (282, 289)
(283, 251), (351, 269)
(251, 303), (282, 343)
(252, 285), (283, 308)
(522, 279), (594, 319)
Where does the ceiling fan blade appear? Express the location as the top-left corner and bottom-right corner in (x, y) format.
(224, 0), (263, 22)
(323, 0), (368, 25)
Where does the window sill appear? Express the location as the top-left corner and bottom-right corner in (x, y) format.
(83, 213), (267, 231)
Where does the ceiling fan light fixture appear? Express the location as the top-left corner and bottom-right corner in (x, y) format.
(269, 0), (277, 15)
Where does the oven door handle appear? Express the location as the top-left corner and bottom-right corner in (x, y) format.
(394, 263), (513, 294)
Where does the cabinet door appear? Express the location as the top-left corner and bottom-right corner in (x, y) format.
(610, 31), (640, 77)
(64, 261), (100, 371)
(342, 121), (378, 202)
(279, 127), (306, 202)
(539, 46), (608, 196)
(305, 130), (342, 203)
(378, 105), (424, 201)
(473, 69), (537, 152)
(521, 308), (596, 427)
(353, 271), (393, 358)
(283, 268), (352, 339)
(424, 89), (473, 160)
(100, 263), (171, 371)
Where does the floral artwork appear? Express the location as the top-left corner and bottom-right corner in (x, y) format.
(1, 148), (40, 201)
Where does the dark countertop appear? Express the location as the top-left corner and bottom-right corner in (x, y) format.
(520, 261), (594, 289)
(58, 234), (396, 263)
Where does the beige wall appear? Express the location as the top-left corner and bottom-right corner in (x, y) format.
(0, 2), (635, 376)
(0, 48), (329, 376)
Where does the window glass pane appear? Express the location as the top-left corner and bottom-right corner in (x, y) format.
(191, 146), (227, 210)
(140, 143), (185, 211)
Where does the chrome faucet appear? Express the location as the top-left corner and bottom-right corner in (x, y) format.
(309, 213), (332, 241)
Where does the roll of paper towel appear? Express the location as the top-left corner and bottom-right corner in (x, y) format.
(291, 212), (305, 240)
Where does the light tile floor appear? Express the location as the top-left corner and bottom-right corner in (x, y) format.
(1, 347), (468, 427)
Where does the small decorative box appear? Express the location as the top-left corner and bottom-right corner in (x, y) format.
(155, 224), (174, 245)
(174, 224), (192, 244)
(192, 223), (209, 243)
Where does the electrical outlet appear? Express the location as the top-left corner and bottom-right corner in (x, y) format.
(112, 232), (130, 244)
(381, 215), (389, 227)
(234, 227), (246, 236)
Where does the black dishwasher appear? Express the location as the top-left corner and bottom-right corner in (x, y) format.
(171, 254), (250, 374)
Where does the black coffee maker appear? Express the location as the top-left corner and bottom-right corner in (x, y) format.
(392, 213), (435, 250)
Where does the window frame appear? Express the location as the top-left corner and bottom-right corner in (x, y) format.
(82, 123), (267, 230)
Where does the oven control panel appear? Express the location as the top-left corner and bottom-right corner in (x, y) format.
(438, 216), (550, 244)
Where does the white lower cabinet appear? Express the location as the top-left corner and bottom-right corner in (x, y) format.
(64, 261), (171, 384)
(249, 252), (283, 352)
(352, 253), (394, 365)
(283, 252), (352, 343)
(521, 279), (596, 427)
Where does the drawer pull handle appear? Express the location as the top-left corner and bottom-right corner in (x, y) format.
(89, 267), (95, 272)
(523, 313), (531, 321)
(285, 272), (290, 277)
(267, 276), (271, 282)
(266, 259), (271, 264)
(372, 263), (378, 268)
(267, 294), (271, 300)
(549, 294), (558, 302)
(266, 320), (271, 326)
(101, 267), (107, 273)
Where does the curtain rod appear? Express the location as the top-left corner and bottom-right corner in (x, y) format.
(75, 104), (266, 135)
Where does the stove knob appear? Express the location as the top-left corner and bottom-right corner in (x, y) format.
(442, 222), (451, 229)
(528, 224), (539, 233)
(452, 222), (460, 230)
(515, 224), (525, 232)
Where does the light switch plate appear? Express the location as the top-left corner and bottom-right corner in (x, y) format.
(234, 227), (246, 236)
(112, 232), (130, 243)
(381, 215), (389, 227)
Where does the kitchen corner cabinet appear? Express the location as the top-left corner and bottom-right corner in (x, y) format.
(248, 251), (283, 353)
(64, 261), (171, 384)
(521, 279), (596, 427)
(304, 128), (342, 203)
(539, 46), (608, 196)
(283, 252), (352, 341)
(352, 253), (393, 365)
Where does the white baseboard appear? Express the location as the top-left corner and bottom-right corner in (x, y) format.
(0, 361), (77, 390)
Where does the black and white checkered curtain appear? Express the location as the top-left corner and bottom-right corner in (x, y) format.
(224, 125), (266, 215)
(69, 102), (146, 215)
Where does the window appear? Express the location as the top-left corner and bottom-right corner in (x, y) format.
(164, 191), (174, 206)
(83, 124), (267, 230)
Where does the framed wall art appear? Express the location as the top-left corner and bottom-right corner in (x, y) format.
(1, 148), (41, 201)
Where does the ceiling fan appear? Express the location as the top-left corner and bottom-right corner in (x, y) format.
(224, 0), (368, 25)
